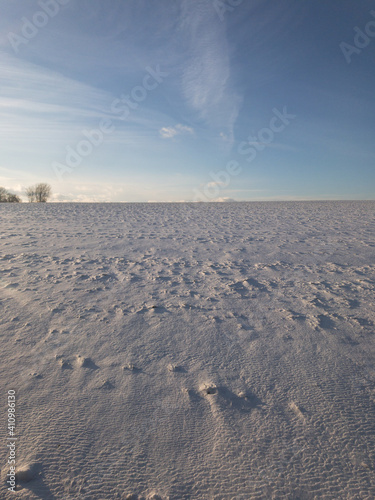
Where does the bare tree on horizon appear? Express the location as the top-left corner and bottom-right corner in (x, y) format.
(26, 183), (52, 203)
(25, 186), (36, 202)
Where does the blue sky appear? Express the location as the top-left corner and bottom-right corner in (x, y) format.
(0, 0), (374, 202)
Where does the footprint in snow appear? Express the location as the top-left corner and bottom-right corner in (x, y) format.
(76, 355), (99, 369)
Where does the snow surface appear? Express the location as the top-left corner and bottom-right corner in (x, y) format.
(0, 201), (375, 499)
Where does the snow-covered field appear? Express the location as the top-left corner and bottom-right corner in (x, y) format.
(1, 201), (374, 499)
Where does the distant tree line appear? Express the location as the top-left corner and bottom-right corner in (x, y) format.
(0, 183), (52, 203)
(0, 187), (21, 203)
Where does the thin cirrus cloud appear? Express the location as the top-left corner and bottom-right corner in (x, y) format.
(178, 0), (242, 146)
(0, 52), (177, 151)
(0, 54), (114, 142)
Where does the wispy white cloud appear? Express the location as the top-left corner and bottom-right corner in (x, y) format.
(0, 52), (181, 177)
(0, 53), (111, 111)
(0, 53), (115, 153)
(178, 0), (242, 147)
(159, 123), (194, 139)
(210, 197), (238, 202)
(206, 181), (225, 188)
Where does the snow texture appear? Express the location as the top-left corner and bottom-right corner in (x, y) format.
(0, 201), (374, 499)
